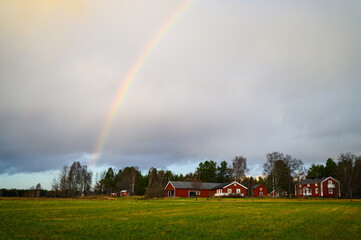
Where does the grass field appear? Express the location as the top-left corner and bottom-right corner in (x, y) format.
(0, 197), (360, 239)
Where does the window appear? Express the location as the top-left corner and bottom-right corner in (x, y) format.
(299, 189), (302, 195)
(315, 183), (318, 187)
(236, 189), (240, 194)
(234, 184), (236, 186)
(260, 188), (262, 191)
(196, 191), (200, 195)
(259, 192), (263, 197)
(329, 188), (333, 194)
(241, 193), (244, 197)
(228, 189), (232, 194)
(308, 188), (311, 195)
(307, 184), (310, 187)
(328, 180), (332, 184)
(299, 185), (302, 188)
(315, 188), (318, 194)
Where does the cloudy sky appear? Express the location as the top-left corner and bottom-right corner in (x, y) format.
(1, 0), (361, 189)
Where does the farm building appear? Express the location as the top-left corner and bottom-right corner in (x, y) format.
(120, 190), (128, 196)
(268, 190), (287, 197)
(165, 180), (247, 198)
(251, 184), (267, 197)
(295, 177), (340, 197)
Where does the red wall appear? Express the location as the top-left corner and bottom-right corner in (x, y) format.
(164, 183), (215, 198)
(321, 178), (339, 197)
(175, 189), (215, 198)
(164, 182), (246, 198)
(296, 177), (339, 197)
(251, 185), (267, 197)
(222, 183), (247, 197)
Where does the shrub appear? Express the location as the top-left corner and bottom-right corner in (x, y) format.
(144, 186), (165, 199)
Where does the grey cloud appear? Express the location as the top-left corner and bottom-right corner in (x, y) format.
(1, 1), (361, 177)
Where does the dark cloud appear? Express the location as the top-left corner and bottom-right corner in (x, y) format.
(0, 1), (361, 180)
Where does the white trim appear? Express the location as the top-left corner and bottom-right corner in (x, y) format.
(321, 182), (323, 196)
(164, 181), (176, 197)
(321, 177), (340, 197)
(223, 181), (248, 190)
(164, 181), (175, 190)
(188, 190), (197, 198)
(320, 177), (338, 184)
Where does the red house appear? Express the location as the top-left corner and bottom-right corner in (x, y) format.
(165, 180), (248, 198)
(295, 177), (340, 197)
(267, 190), (287, 197)
(251, 184), (267, 197)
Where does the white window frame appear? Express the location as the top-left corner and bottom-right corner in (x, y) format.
(329, 188), (333, 194)
(236, 189), (240, 194)
(315, 183), (318, 187)
(260, 188), (262, 191)
(315, 188), (318, 194)
(228, 189), (232, 194)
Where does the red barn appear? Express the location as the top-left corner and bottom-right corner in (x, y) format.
(251, 184), (267, 197)
(120, 190), (127, 196)
(165, 180), (247, 198)
(295, 177), (340, 197)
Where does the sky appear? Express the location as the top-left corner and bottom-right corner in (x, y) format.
(1, 0), (361, 189)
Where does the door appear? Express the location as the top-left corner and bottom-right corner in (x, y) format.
(303, 188), (307, 196)
(189, 191), (196, 198)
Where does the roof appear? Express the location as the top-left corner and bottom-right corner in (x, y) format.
(252, 184), (261, 189)
(297, 177), (330, 185)
(168, 181), (236, 190)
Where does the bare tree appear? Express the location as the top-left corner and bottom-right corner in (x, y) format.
(35, 183), (41, 198)
(284, 154), (304, 197)
(51, 178), (59, 191)
(264, 152), (304, 197)
(145, 167), (164, 198)
(129, 167), (139, 195)
(337, 152), (357, 200)
(191, 173), (202, 199)
(59, 166), (68, 197)
(232, 156), (248, 181)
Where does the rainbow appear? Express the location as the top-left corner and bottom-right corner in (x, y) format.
(90, 0), (195, 166)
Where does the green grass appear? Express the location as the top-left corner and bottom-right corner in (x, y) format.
(0, 197), (360, 239)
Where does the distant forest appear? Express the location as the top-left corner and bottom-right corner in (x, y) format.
(1, 152), (360, 199)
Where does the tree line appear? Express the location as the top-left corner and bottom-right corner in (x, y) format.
(2, 152), (360, 199)
(90, 152), (361, 199)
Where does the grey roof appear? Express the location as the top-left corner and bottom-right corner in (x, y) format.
(252, 184), (261, 189)
(297, 177), (330, 185)
(169, 181), (232, 190)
